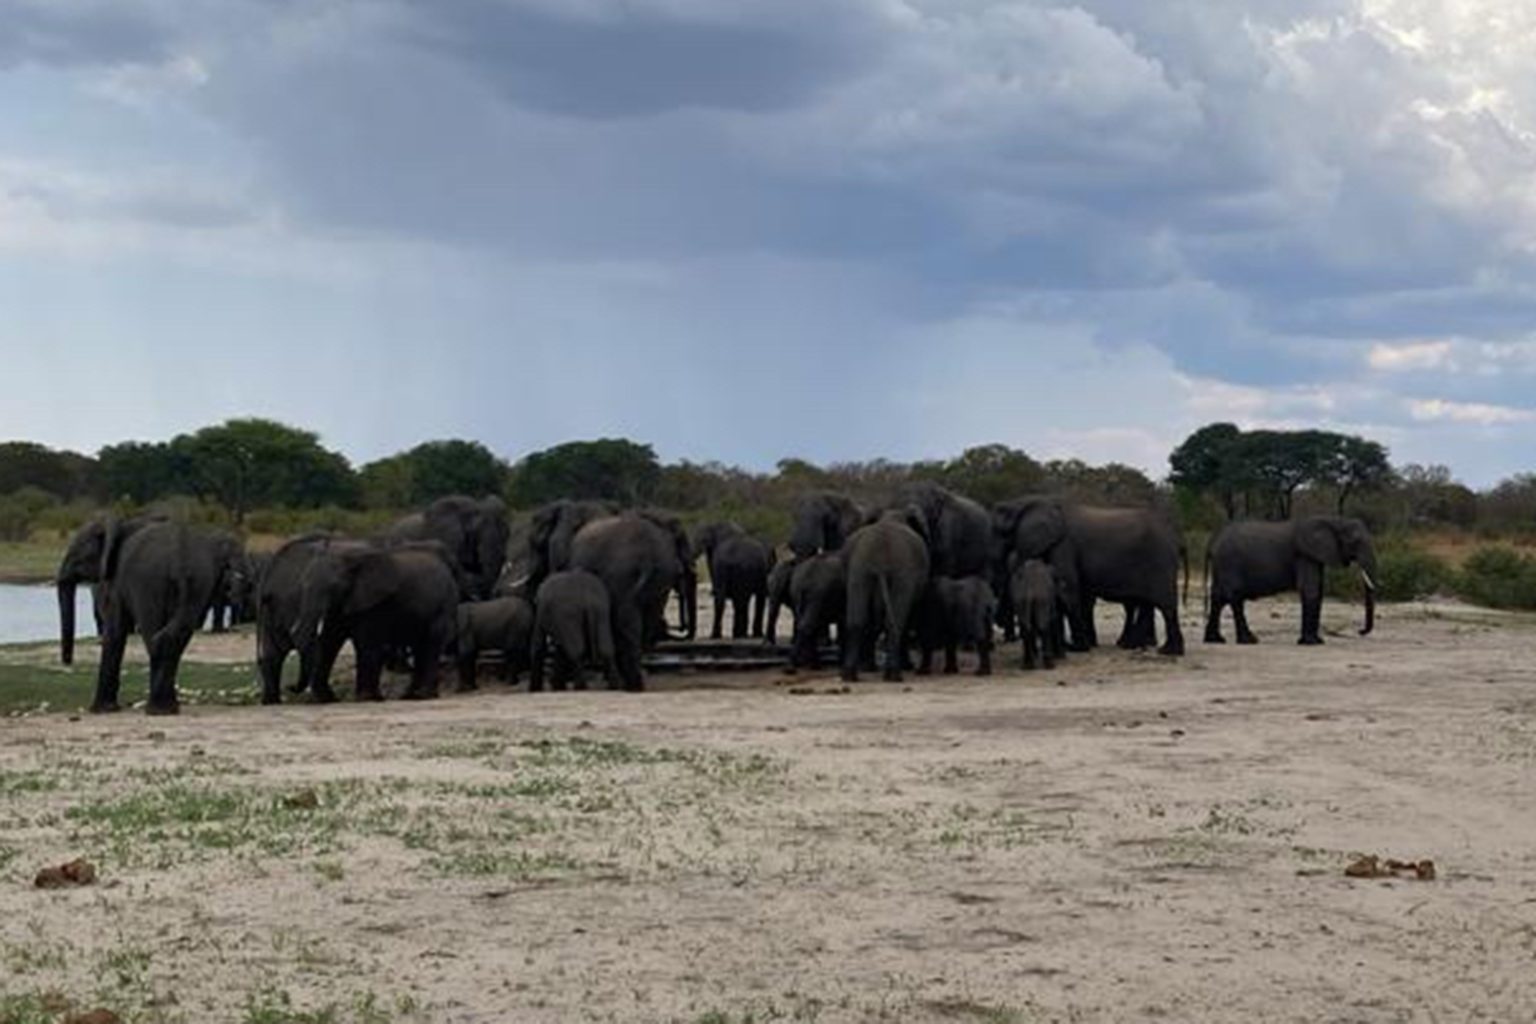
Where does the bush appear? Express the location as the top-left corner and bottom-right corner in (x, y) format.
(1457, 546), (1536, 610)
(0, 487), (60, 541)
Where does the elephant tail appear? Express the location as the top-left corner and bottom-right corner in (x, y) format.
(878, 571), (897, 644)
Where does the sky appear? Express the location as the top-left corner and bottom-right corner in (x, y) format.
(4, 1), (1536, 485)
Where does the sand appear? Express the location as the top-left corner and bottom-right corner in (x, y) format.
(1, 596), (1534, 1022)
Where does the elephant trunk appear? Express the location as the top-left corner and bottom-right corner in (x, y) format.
(57, 580), (77, 666)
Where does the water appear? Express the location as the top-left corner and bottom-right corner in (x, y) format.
(0, 584), (95, 646)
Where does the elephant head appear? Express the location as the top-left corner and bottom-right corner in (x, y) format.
(56, 519), (111, 666)
(294, 545), (399, 656)
(527, 500), (616, 593)
(992, 497), (1067, 561)
(691, 521), (743, 564)
(422, 495), (507, 599)
(789, 492), (865, 558)
(639, 509), (697, 641)
(1296, 516), (1377, 635)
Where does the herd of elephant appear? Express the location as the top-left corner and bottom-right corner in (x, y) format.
(49, 486), (1380, 715)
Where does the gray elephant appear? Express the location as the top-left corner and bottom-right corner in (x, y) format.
(693, 521), (776, 639)
(1011, 558), (1064, 670)
(531, 505), (695, 690)
(457, 595), (534, 690)
(525, 499), (619, 588)
(841, 508), (931, 683)
(918, 575), (996, 677)
(256, 534), (370, 705)
(91, 521), (241, 715)
(1205, 516), (1378, 645)
(204, 538), (252, 633)
(295, 543), (460, 702)
(529, 570), (620, 691)
(787, 553), (845, 672)
(789, 491), (866, 558)
(993, 498), (1186, 657)
(386, 495), (509, 600)
(890, 482), (992, 579)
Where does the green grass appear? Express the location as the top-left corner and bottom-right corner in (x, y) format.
(0, 539), (64, 583)
(0, 660), (259, 714)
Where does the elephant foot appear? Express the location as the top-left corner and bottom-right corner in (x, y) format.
(310, 687), (339, 705)
(974, 666), (991, 678)
(622, 681), (645, 693)
(287, 681), (309, 694)
(358, 690), (385, 703)
(1236, 634), (1259, 646)
(1157, 642), (1184, 657)
(1204, 631), (1226, 644)
(144, 701), (181, 717)
(402, 688), (439, 701)
(89, 701), (122, 715)
(458, 680), (479, 693)
(882, 669), (903, 683)
(260, 694), (282, 707)
(1298, 635), (1324, 647)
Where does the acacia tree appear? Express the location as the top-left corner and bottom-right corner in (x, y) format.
(1169, 424), (1392, 520)
(1168, 423), (1245, 518)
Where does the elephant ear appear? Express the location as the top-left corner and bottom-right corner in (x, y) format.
(900, 505), (931, 546)
(1014, 501), (1066, 558)
(99, 516), (146, 582)
(831, 498), (864, 549)
(1295, 518), (1345, 566)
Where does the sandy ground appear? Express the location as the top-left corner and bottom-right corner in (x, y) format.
(1, 596), (1535, 1023)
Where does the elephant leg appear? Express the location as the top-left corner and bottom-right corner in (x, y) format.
(146, 629), (190, 715)
(91, 611), (132, 713)
(731, 596), (748, 639)
(1157, 601), (1184, 657)
(612, 600), (646, 692)
(1296, 562), (1326, 644)
(309, 630), (345, 703)
(457, 645), (479, 692)
(751, 592), (766, 638)
(943, 638), (958, 675)
(1233, 601), (1259, 645)
(257, 629), (288, 706)
(404, 639), (442, 700)
(1022, 627), (1037, 670)
(529, 630), (548, 692)
(354, 644), (386, 702)
(881, 589), (913, 683)
(974, 633), (991, 677)
(1204, 592), (1227, 644)
(841, 617), (863, 683)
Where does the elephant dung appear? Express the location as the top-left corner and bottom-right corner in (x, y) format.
(1343, 855), (1436, 881)
(34, 857), (97, 889)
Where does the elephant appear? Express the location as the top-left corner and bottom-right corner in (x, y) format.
(787, 553), (845, 672)
(918, 575), (996, 677)
(525, 499), (619, 590)
(295, 542), (460, 702)
(692, 521), (776, 639)
(1010, 558), (1065, 671)
(91, 521), (241, 715)
(993, 497), (1186, 657)
(789, 491), (866, 558)
(534, 507), (695, 690)
(255, 534), (370, 705)
(1205, 516), (1378, 646)
(386, 495), (509, 600)
(529, 570), (620, 692)
(890, 482), (992, 579)
(841, 508), (931, 683)
(204, 539), (252, 633)
(56, 514), (166, 666)
(457, 595), (534, 690)
(763, 558), (794, 645)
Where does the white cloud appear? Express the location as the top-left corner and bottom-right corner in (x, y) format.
(1367, 339), (1456, 371)
(1407, 398), (1536, 425)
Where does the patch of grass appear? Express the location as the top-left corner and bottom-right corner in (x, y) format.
(0, 992), (63, 1024)
(313, 859), (345, 883)
(0, 661), (260, 715)
(241, 987), (420, 1024)
(425, 848), (581, 879)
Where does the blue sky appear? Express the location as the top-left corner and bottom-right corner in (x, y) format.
(4, 1), (1536, 485)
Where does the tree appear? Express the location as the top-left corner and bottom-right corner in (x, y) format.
(170, 419), (357, 523)
(0, 442), (99, 499)
(359, 440), (508, 508)
(1168, 423), (1245, 519)
(97, 441), (188, 505)
(936, 444), (1045, 505)
(1320, 435), (1393, 514)
(507, 439), (662, 508)
(1398, 464), (1478, 528)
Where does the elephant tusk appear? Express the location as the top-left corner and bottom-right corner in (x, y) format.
(1360, 570), (1376, 590)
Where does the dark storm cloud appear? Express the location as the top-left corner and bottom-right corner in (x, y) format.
(0, 0), (170, 68)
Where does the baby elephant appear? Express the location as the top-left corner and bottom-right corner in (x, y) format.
(457, 596), (534, 690)
(920, 576), (997, 677)
(1011, 558), (1064, 670)
(530, 570), (620, 692)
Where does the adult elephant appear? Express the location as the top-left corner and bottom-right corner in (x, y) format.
(993, 497), (1185, 657)
(1205, 516), (1377, 646)
(525, 499), (619, 591)
(890, 482), (991, 579)
(693, 521), (776, 639)
(386, 495), (508, 600)
(788, 491), (865, 558)
(560, 509), (696, 691)
(92, 521), (242, 716)
(56, 514), (165, 666)
(255, 535), (369, 704)
(295, 542), (460, 702)
(841, 508), (931, 683)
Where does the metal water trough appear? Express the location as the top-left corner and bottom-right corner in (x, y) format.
(643, 640), (791, 673)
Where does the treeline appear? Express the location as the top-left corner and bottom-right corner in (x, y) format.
(1, 418), (1534, 543)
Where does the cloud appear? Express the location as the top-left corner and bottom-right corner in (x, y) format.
(1407, 398), (1536, 425)
(1367, 340), (1457, 372)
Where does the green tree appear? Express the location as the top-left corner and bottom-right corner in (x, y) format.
(170, 419), (357, 523)
(1168, 423), (1245, 519)
(936, 444), (1045, 505)
(0, 442), (98, 499)
(507, 439), (661, 507)
(96, 441), (188, 504)
(1319, 435), (1394, 514)
(358, 440), (508, 508)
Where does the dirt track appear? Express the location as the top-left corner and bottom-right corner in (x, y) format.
(2, 597), (1535, 1022)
